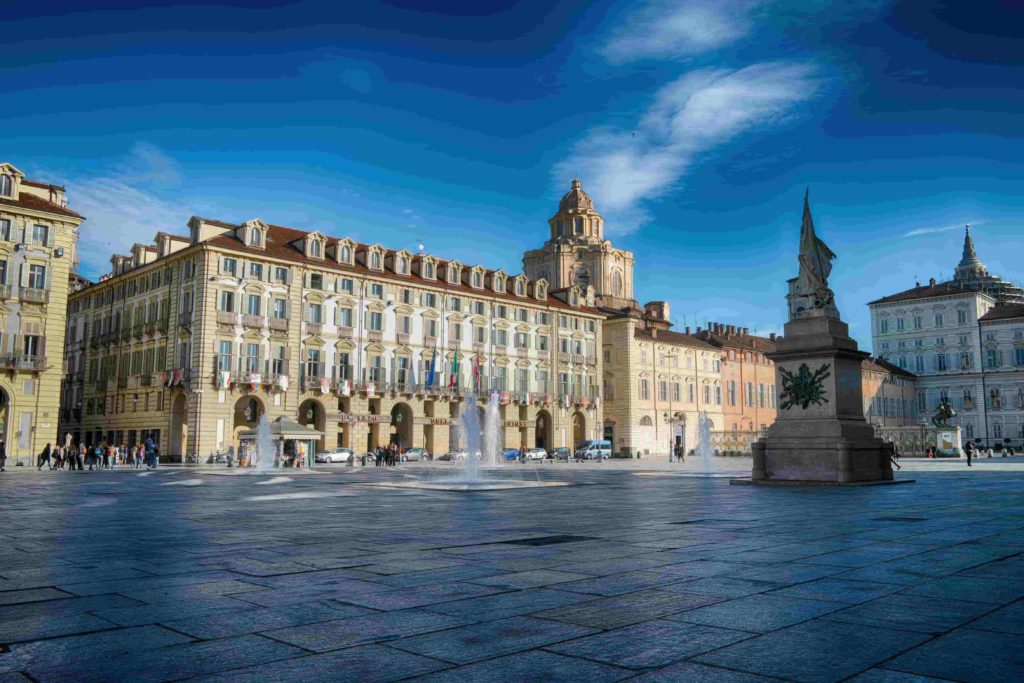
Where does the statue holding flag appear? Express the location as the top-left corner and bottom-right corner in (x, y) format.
(789, 189), (840, 320)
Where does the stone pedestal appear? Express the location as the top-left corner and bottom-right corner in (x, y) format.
(749, 314), (895, 485)
(937, 428), (963, 458)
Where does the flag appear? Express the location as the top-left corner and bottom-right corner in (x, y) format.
(500, 390), (509, 405)
(471, 354), (481, 391)
(160, 371), (168, 387)
(319, 378), (329, 394)
(250, 373), (261, 391)
(426, 346), (437, 388)
(338, 379), (351, 396)
(367, 381), (376, 397)
(219, 371), (231, 389)
(279, 374), (289, 391)
(174, 369), (183, 386)
(449, 348), (459, 388)
(407, 358), (416, 389)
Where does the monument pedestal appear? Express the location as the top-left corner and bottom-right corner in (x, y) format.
(936, 427), (963, 458)
(743, 314), (898, 485)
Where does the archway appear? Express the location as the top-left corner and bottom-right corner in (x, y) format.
(298, 399), (327, 451)
(0, 388), (9, 450)
(535, 410), (553, 451)
(169, 393), (189, 459)
(390, 402), (413, 449)
(572, 411), (585, 448)
(232, 396), (264, 453)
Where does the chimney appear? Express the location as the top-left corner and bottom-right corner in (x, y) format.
(769, 333), (777, 341)
(685, 326), (691, 334)
(696, 326), (702, 333)
(929, 277), (936, 286)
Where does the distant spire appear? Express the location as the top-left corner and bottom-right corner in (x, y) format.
(956, 223), (985, 276)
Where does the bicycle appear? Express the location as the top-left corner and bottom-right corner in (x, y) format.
(185, 453), (200, 464)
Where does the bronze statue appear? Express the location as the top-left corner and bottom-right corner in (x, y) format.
(932, 397), (956, 428)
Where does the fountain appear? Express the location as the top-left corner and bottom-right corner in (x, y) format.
(697, 412), (715, 474)
(252, 413), (277, 472)
(364, 393), (568, 491)
(201, 415), (323, 476)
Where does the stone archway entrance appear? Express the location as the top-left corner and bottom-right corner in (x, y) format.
(535, 410), (553, 451)
(232, 396), (264, 453)
(169, 393), (189, 459)
(390, 403), (413, 449)
(298, 399), (327, 452)
(572, 411), (585, 447)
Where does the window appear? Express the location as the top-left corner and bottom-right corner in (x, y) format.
(703, 385), (712, 404)
(448, 267), (458, 284)
(337, 307), (353, 328)
(514, 332), (528, 349)
(896, 318), (904, 331)
(537, 335), (548, 351)
(960, 352), (971, 369)
(0, 175), (11, 197)
(223, 258), (237, 276)
(963, 423), (974, 439)
(368, 311), (382, 331)
(400, 315), (411, 334)
(515, 280), (525, 296)
(934, 313), (944, 328)
(272, 298), (287, 319)
(217, 341), (232, 371)
(993, 422), (1003, 439)
(913, 315), (922, 329)
(758, 383), (766, 407)
(496, 305), (507, 319)
(246, 294), (261, 316)
(879, 319), (889, 333)
(397, 256), (409, 274)
(1015, 348), (1024, 367)
(370, 251), (382, 270)
(957, 309), (967, 325)
(915, 355), (925, 373)
(306, 348), (322, 377)
(450, 297), (461, 312)
(424, 292), (436, 308)
(673, 382), (681, 401)
(728, 380), (737, 405)
(0, 219), (10, 241)
(307, 303), (323, 324)
(248, 230), (261, 247)
(309, 273), (324, 290)
(986, 348), (1002, 369)
(248, 262), (262, 279)
(426, 319), (438, 338)
(309, 240), (322, 258)
(218, 291), (234, 312)
(340, 245), (351, 263)
(339, 278), (354, 294)
(27, 264), (45, 289)
(336, 351), (351, 379)
(243, 342), (260, 373)
(423, 262), (434, 279)
(274, 266), (289, 283)
(936, 353), (947, 371)
(639, 379), (650, 400)
(370, 283), (384, 299)
(451, 322), (462, 340)
(472, 272), (483, 288)
(495, 329), (508, 346)
(31, 224), (48, 245)
(475, 301), (486, 315)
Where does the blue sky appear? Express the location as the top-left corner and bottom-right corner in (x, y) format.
(3, 0), (1023, 349)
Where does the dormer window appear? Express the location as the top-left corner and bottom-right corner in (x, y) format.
(494, 276), (505, 293)
(0, 176), (11, 197)
(423, 261), (435, 279)
(447, 266), (459, 284)
(309, 240), (322, 258)
(370, 251), (382, 270)
(340, 245), (352, 263)
(248, 229), (262, 247)
(515, 280), (525, 297)
(472, 271), (483, 289)
(536, 284), (546, 300)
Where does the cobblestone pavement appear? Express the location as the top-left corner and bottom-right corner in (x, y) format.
(0, 463), (1021, 682)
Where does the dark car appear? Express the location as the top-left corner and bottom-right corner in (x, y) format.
(552, 447), (572, 461)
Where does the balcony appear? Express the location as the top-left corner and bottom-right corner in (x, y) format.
(132, 323), (144, 338)
(302, 373), (325, 391)
(117, 376), (129, 389)
(585, 355), (597, 366)
(178, 311), (193, 327)
(156, 316), (170, 333)
(145, 320), (157, 335)
(516, 347), (529, 357)
(368, 330), (383, 342)
(573, 353), (585, 364)
(0, 355), (46, 372)
(396, 332), (410, 345)
(424, 336), (438, 347)
(122, 328), (133, 343)
(0, 284), (11, 299)
(336, 325), (353, 338)
(19, 288), (49, 305)
(140, 374), (153, 386)
(558, 352), (569, 363)
(242, 314), (265, 329)
(216, 311), (240, 326)
(94, 379), (107, 392)
(305, 322), (323, 336)
(269, 317), (288, 331)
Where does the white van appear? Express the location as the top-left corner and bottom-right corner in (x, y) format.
(575, 439), (612, 460)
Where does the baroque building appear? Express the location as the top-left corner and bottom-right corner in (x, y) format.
(59, 216), (604, 459)
(869, 227), (1023, 448)
(0, 163), (84, 465)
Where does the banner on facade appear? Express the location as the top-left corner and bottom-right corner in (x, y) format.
(338, 379), (351, 397)
(366, 381), (376, 398)
(249, 373), (261, 391)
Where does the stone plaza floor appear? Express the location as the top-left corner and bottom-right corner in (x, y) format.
(0, 458), (1021, 682)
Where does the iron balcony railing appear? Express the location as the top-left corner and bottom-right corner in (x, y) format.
(19, 288), (49, 304)
(0, 354), (46, 371)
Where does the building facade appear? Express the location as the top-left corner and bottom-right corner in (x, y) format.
(869, 227), (1023, 448)
(59, 217), (604, 459)
(0, 163), (84, 464)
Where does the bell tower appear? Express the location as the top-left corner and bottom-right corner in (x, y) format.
(523, 179), (636, 310)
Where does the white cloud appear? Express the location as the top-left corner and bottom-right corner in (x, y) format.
(902, 222), (976, 238)
(556, 63), (818, 234)
(602, 0), (765, 63)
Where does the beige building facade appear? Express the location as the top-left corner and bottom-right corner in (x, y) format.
(60, 216), (604, 459)
(0, 163), (84, 465)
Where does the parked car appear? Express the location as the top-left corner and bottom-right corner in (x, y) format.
(502, 448), (520, 461)
(439, 450), (470, 461)
(575, 439), (612, 460)
(401, 448), (430, 462)
(552, 447), (572, 461)
(525, 447), (548, 461)
(315, 447), (354, 464)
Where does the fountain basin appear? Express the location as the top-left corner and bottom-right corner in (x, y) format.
(200, 468), (325, 476)
(362, 480), (570, 492)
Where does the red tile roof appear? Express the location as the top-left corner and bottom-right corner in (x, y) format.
(862, 356), (916, 378)
(0, 191), (83, 219)
(634, 328), (720, 350)
(979, 303), (1024, 322)
(868, 282), (982, 305)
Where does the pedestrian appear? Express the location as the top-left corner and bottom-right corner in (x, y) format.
(91, 443), (101, 470)
(964, 440), (974, 467)
(54, 445), (64, 470)
(518, 446), (525, 464)
(37, 443), (52, 470)
(78, 443), (86, 470)
(0, 439), (6, 472)
(144, 436), (156, 469)
(888, 440), (901, 471)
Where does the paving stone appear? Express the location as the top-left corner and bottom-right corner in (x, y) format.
(900, 575), (1024, 605)
(160, 600), (372, 639)
(333, 582), (506, 610)
(669, 593), (845, 633)
(769, 578), (899, 604)
(660, 576), (783, 598)
(695, 619), (931, 683)
(187, 644), (449, 682)
(630, 661), (781, 682)
(8, 625), (192, 670)
(0, 587), (70, 605)
(848, 669), (960, 682)
(729, 563), (847, 585)
(825, 594), (993, 634)
(533, 588), (723, 629)
(26, 633), (305, 683)
(91, 595), (255, 627)
(0, 613), (115, 643)
(423, 587), (600, 621)
(885, 628), (1024, 682)
(0, 593), (142, 622)
(969, 600), (1024, 634)
(410, 649), (632, 682)
(263, 609), (473, 652)
(470, 569), (596, 589)
(554, 570), (686, 596)
(389, 615), (596, 664)
(546, 619), (752, 668)
(115, 579), (268, 604)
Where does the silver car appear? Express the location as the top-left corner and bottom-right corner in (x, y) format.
(315, 447), (354, 463)
(401, 448), (430, 462)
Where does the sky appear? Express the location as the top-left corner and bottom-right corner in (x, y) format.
(3, 0), (1023, 350)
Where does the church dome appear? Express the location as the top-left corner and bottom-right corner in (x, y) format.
(558, 179), (594, 213)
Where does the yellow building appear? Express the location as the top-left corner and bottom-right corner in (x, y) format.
(59, 216), (604, 459)
(0, 163), (84, 464)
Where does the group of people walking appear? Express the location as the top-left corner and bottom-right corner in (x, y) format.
(372, 443), (403, 467)
(0, 437), (159, 472)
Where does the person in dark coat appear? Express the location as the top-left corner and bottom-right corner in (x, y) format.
(0, 440), (6, 472)
(964, 440), (974, 467)
(37, 443), (52, 470)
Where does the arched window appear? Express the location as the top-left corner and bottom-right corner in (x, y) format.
(495, 277), (504, 292)
(639, 415), (653, 426)
(340, 246), (351, 263)
(398, 256), (408, 274)
(309, 240), (321, 258)
(473, 272), (482, 288)
(424, 262), (434, 279)
(448, 267), (458, 284)
(574, 217), (583, 234)
(248, 229), (261, 247)
(612, 271), (623, 298)
(515, 281), (524, 296)
(0, 175), (12, 197)
(370, 252), (382, 270)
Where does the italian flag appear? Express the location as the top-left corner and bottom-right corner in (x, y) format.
(449, 348), (459, 388)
